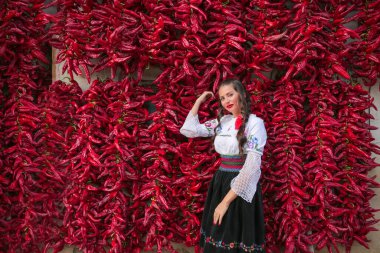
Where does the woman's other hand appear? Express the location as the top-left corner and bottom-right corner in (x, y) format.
(213, 201), (229, 226)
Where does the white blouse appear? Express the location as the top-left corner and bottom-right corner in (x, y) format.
(180, 112), (267, 202)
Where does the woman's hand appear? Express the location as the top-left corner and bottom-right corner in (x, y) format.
(213, 190), (237, 225)
(190, 91), (214, 117)
(213, 201), (229, 226)
(196, 91), (214, 104)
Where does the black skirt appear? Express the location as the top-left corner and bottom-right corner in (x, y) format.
(199, 167), (265, 253)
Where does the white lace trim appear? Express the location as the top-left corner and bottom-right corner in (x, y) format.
(231, 152), (262, 203)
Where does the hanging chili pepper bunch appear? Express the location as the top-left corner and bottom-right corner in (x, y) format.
(47, 0), (95, 83)
(0, 0), (51, 85)
(137, 0), (174, 83)
(133, 82), (182, 252)
(202, 0), (247, 91)
(48, 0), (149, 82)
(263, 79), (308, 253)
(239, 0), (276, 85)
(90, 3), (145, 81)
(331, 80), (380, 252)
(0, 77), (9, 252)
(160, 0), (208, 88)
(303, 77), (345, 253)
(0, 42), (7, 252)
(0, 0), (51, 251)
(0, 79), (6, 252)
(2, 83), (44, 252)
(242, 0), (291, 116)
(347, 0), (380, 87)
(35, 80), (83, 253)
(100, 79), (149, 252)
(61, 79), (117, 252)
(143, 2), (220, 245)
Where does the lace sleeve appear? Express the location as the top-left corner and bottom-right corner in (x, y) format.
(230, 152), (262, 203)
(180, 112), (218, 138)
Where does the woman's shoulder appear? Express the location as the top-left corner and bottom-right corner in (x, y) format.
(248, 114), (263, 121)
(247, 114), (264, 126)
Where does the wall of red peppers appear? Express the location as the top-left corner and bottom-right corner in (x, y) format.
(1, 0), (380, 253)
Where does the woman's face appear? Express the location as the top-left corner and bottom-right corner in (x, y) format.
(219, 84), (241, 117)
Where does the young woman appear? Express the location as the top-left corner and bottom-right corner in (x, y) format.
(180, 79), (267, 253)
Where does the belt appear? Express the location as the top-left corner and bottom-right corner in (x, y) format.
(219, 154), (246, 172)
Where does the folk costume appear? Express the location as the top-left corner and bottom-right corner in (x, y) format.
(180, 113), (267, 253)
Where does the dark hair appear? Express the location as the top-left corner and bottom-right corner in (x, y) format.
(214, 79), (252, 154)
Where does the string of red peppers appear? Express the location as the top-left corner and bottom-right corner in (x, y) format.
(1, 0), (52, 252)
(134, 1), (185, 252)
(37, 80), (83, 253)
(347, 0), (380, 88)
(3, 84), (43, 252)
(0, 77), (5, 252)
(333, 81), (380, 252)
